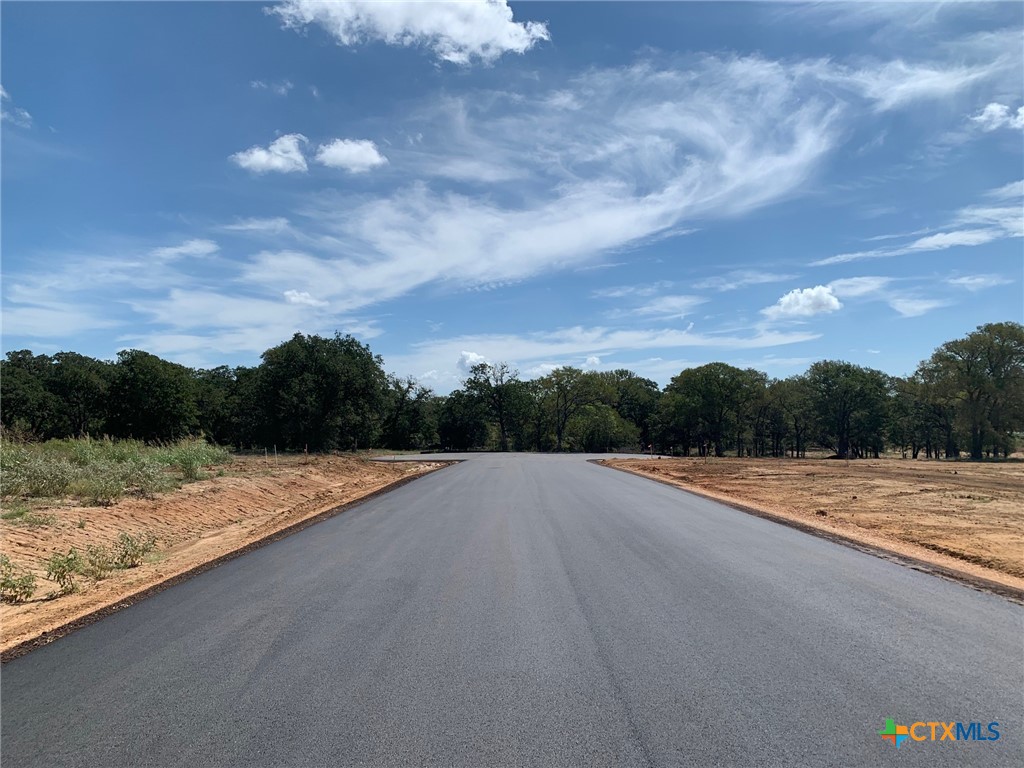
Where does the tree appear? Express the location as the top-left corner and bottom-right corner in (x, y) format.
(258, 333), (388, 451)
(108, 350), (198, 441)
(805, 361), (889, 459)
(437, 390), (489, 450)
(464, 362), (520, 451)
(382, 376), (437, 450)
(536, 368), (614, 451)
(609, 370), (660, 448)
(661, 363), (762, 457)
(919, 322), (1024, 459)
(0, 351), (60, 437)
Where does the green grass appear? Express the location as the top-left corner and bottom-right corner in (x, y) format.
(1, 437), (232, 505)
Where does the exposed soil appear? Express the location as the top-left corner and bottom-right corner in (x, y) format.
(1, 455), (445, 655)
(602, 457), (1024, 595)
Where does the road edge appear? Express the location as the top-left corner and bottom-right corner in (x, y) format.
(1, 462), (455, 664)
(593, 460), (1024, 605)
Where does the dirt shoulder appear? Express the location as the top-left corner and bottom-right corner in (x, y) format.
(1, 455), (447, 659)
(601, 457), (1024, 600)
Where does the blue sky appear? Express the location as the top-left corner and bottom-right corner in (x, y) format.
(2, 1), (1022, 392)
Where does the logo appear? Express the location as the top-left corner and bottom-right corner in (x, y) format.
(878, 718), (1000, 748)
(879, 719), (909, 748)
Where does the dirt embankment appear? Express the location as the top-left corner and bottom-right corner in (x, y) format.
(1, 455), (445, 656)
(602, 457), (1024, 595)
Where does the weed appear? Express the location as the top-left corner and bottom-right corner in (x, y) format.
(114, 532), (157, 568)
(0, 554), (37, 603)
(46, 549), (83, 594)
(82, 545), (115, 580)
(78, 517), (87, 529)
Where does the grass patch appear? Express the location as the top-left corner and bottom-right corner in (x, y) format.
(0, 505), (58, 527)
(1, 438), (231, 505)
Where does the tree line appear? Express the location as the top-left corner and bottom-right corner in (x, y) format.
(2, 322), (1021, 460)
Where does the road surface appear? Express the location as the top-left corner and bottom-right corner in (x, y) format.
(2, 454), (1021, 766)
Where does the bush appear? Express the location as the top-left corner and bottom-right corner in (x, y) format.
(82, 545), (115, 580)
(158, 438), (231, 481)
(74, 462), (126, 506)
(46, 549), (83, 594)
(114, 532), (157, 568)
(0, 554), (36, 603)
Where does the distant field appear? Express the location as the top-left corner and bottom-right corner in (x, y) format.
(603, 457), (1024, 591)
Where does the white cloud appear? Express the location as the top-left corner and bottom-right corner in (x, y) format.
(230, 133), (308, 174)
(969, 103), (1024, 131)
(946, 274), (1013, 291)
(151, 239), (219, 260)
(223, 217), (292, 234)
(889, 298), (948, 318)
(457, 350), (489, 372)
(813, 180), (1023, 265)
(271, 0), (550, 65)
(593, 282), (673, 299)
(584, 355), (601, 368)
(627, 295), (707, 320)
(315, 138), (388, 173)
(283, 289), (328, 307)
(762, 285), (842, 321)
(251, 79), (294, 96)
(1, 85), (32, 128)
(387, 324), (821, 390)
(827, 276), (893, 298)
(693, 270), (798, 291)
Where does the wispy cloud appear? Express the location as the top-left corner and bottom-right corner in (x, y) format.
(889, 297), (949, 318)
(946, 274), (1013, 291)
(693, 270), (798, 291)
(270, 0), (549, 66)
(151, 239), (219, 260)
(250, 79), (294, 96)
(812, 180), (1023, 265)
(1, 84), (32, 128)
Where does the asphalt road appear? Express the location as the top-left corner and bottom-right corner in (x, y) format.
(2, 454), (1021, 767)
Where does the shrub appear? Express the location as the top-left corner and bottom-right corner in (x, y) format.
(75, 462), (126, 506)
(114, 532), (157, 568)
(0, 554), (36, 603)
(46, 549), (83, 594)
(82, 545), (115, 580)
(159, 439), (231, 481)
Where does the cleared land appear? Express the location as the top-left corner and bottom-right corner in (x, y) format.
(0, 454), (442, 654)
(603, 457), (1024, 592)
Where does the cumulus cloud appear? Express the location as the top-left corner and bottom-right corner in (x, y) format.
(969, 102), (1024, 131)
(761, 285), (842, 321)
(584, 355), (601, 368)
(315, 138), (388, 173)
(230, 134), (308, 174)
(1, 84), (32, 128)
(151, 239), (219, 260)
(457, 350), (489, 372)
(270, 0), (549, 65)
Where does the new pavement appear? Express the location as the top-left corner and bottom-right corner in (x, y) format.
(2, 454), (1021, 766)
